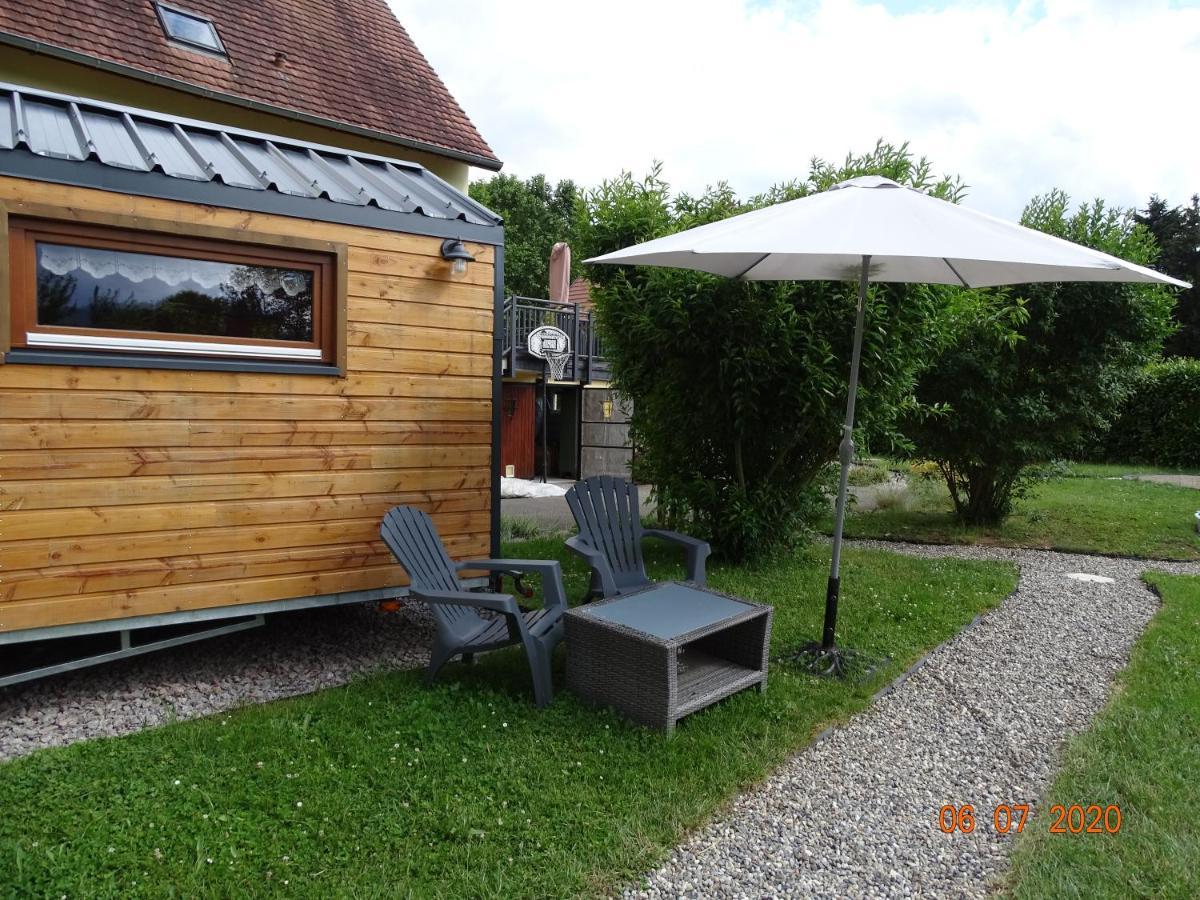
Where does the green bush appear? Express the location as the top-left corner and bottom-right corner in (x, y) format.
(1104, 359), (1200, 467)
(575, 143), (988, 561)
(905, 191), (1175, 524)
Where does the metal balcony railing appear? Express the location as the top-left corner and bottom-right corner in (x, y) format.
(502, 295), (609, 383)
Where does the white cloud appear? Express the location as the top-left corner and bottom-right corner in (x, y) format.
(392, 0), (1200, 219)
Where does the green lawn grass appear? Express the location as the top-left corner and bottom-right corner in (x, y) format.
(0, 541), (1016, 898)
(837, 464), (1200, 560)
(1006, 572), (1200, 898)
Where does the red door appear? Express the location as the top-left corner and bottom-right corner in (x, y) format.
(500, 382), (535, 479)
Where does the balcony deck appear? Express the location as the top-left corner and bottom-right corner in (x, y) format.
(502, 296), (611, 384)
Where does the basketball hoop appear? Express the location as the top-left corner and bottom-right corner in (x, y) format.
(527, 325), (571, 382)
(526, 324), (572, 483)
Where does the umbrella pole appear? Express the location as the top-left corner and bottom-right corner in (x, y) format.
(823, 255), (870, 648)
(776, 256), (887, 679)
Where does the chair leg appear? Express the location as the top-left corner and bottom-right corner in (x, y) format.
(524, 640), (554, 709)
(424, 641), (455, 686)
(586, 571), (603, 603)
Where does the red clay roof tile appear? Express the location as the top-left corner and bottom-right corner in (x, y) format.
(568, 277), (594, 310)
(0, 0), (499, 166)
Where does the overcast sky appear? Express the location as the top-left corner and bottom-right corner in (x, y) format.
(392, 0), (1199, 220)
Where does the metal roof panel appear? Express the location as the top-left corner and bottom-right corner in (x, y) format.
(0, 83), (501, 232)
(136, 121), (209, 180)
(183, 131), (264, 189)
(78, 109), (150, 170)
(22, 99), (84, 160)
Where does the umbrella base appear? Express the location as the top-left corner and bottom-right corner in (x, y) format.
(775, 641), (889, 681)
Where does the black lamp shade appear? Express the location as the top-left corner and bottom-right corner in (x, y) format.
(440, 238), (475, 264)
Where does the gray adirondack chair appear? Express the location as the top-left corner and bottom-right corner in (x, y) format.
(565, 476), (711, 599)
(380, 506), (566, 708)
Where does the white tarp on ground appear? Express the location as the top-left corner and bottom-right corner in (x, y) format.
(500, 477), (567, 499)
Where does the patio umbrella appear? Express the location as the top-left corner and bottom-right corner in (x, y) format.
(587, 175), (1189, 674)
(549, 241), (572, 302)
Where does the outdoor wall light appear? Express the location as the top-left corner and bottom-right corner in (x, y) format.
(440, 238), (475, 274)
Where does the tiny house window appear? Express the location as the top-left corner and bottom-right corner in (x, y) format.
(155, 3), (227, 56)
(10, 219), (335, 363)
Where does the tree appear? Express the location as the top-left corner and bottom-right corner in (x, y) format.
(35, 270), (78, 324)
(575, 143), (986, 561)
(906, 191), (1175, 524)
(1136, 194), (1200, 357)
(468, 173), (579, 298)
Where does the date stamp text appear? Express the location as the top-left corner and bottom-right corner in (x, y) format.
(938, 804), (1122, 834)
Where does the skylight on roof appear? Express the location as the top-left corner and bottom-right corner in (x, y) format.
(154, 3), (226, 56)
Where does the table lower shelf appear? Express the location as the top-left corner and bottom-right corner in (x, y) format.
(674, 650), (765, 719)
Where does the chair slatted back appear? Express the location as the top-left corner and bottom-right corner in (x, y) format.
(381, 506), (477, 629)
(565, 476), (649, 592)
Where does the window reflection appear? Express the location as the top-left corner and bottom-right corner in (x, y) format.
(158, 5), (223, 52)
(35, 242), (315, 342)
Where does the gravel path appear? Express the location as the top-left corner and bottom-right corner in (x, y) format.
(630, 541), (1200, 899)
(0, 602), (433, 763)
(1128, 472), (1200, 489)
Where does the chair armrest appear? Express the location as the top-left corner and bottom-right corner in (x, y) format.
(456, 559), (568, 610)
(565, 535), (619, 598)
(411, 588), (520, 616)
(642, 529), (711, 584)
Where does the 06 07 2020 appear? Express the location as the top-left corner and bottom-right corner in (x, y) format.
(938, 804), (1122, 834)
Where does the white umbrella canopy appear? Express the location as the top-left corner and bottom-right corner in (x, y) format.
(587, 175), (1191, 288)
(585, 175), (1189, 675)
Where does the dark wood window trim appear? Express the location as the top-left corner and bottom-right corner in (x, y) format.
(4, 209), (344, 370)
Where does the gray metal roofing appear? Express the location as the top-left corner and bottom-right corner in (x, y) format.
(0, 82), (501, 231)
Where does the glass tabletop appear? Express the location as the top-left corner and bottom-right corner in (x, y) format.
(577, 582), (756, 640)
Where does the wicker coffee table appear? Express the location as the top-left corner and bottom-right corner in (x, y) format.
(564, 582), (773, 733)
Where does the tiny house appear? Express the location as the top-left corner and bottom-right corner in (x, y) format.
(0, 83), (504, 680)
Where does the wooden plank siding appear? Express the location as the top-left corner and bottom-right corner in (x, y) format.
(0, 177), (496, 633)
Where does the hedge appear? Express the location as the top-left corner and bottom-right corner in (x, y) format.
(1104, 359), (1200, 468)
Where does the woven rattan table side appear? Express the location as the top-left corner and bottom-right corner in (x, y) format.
(565, 582), (773, 733)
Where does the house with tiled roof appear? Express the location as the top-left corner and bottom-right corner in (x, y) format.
(0, 0), (500, 188)
(0, 1), (507, 685)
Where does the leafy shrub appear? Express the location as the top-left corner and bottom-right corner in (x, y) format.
(1104, 359), (1200, 467)
(905, 191), (1175, 525)
(575, 143), (987, 561)
(847, 462), (890, 487)
(1024, 458), (1074, 483)
(907, 459), (942, 482)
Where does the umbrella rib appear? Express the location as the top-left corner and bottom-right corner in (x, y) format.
(943, 258), (970, 288)
(733, 253), (771, 280)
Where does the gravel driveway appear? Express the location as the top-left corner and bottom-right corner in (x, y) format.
(629, 541), (1200, 899)
(0, 602), (433, 763)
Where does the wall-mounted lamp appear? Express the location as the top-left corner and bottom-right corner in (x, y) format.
(440, 238), (475, 275)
